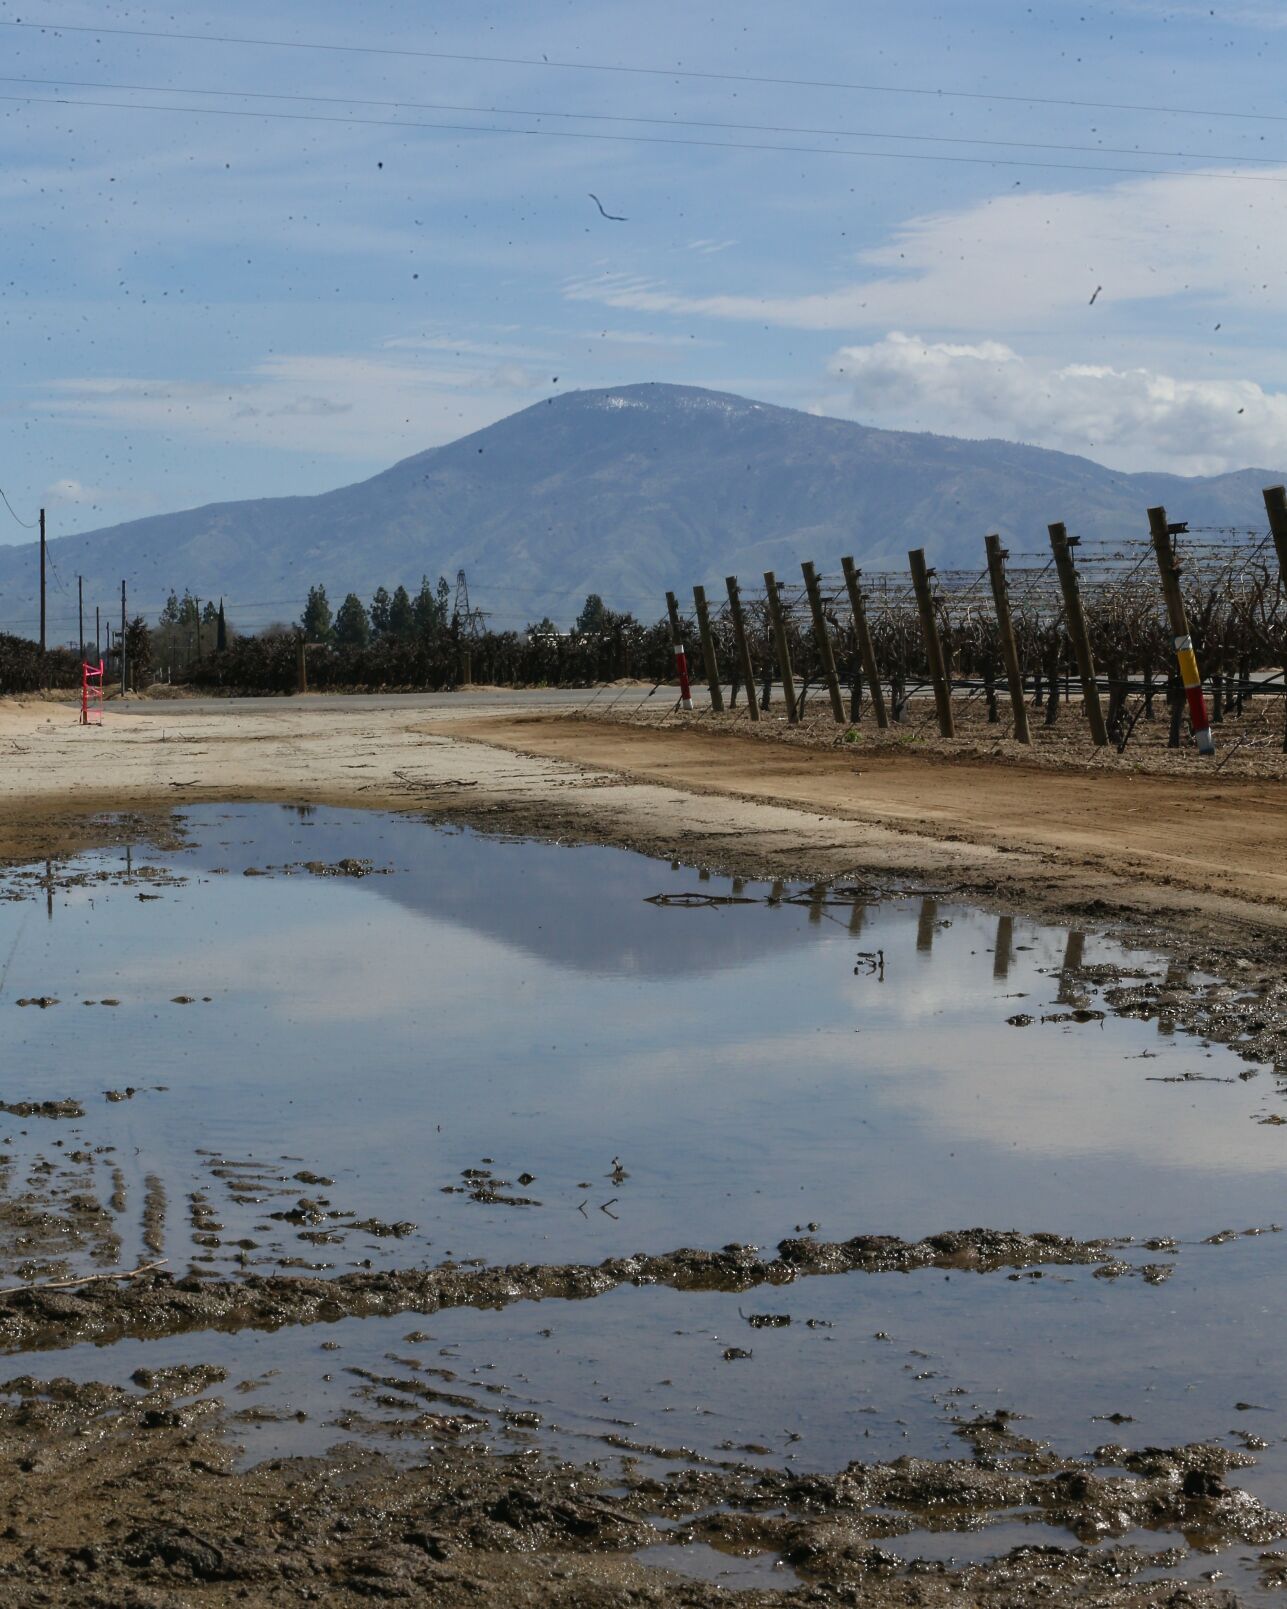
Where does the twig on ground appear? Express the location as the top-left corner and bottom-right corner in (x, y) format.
(0, 1257), (168, 1298)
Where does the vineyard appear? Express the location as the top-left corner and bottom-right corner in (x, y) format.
(662, 488), (1287, 757)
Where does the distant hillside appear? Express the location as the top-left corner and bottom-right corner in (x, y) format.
(3, 383), (1283, 639)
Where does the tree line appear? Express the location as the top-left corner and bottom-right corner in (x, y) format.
(182, 582), (678, 693)
(0, 579), (682, 696)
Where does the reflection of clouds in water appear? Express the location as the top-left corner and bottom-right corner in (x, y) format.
(109, 891), (507, 1024)
(591, 1003), (1274, 1183)
(842, 1015), (1274, 1179)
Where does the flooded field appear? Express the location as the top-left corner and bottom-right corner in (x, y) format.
(2, 802), (1286, 1603)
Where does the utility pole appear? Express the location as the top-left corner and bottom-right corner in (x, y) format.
(195, 598), (203, 661)
(38, 509), (46, 653)
(78, 575), (84, 661)
(95, 606), (100, 661)
(120, 580), (127, 696)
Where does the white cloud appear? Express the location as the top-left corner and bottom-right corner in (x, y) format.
(827, 332), (1287, 474)
(564, 165), (1287, 334)
(39, 350), (548, 459)
(46, 477), (105, 505)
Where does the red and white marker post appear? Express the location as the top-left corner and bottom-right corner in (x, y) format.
(674, 643), (693, 711)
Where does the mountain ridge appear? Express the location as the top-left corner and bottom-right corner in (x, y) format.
(2, 383), (1282, 639)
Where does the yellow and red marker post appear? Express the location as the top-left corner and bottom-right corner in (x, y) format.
(1148, 505), (1215, 757)
(1173, 633), (1214, 755)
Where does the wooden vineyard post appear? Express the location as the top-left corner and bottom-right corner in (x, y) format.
(763, 570), (799, 724)
(1262, 487), (1287, 751)
(1048, 523), (1108, 747)
(1264, 485), (1287, 581)
(725, 576), (760, 723)
(801, 561), (845, 723)
(984, 534), (1032, 745)
(908, 548), (954, 738)
(841, 556), (888, 728)
(692, 585), (724, 712)
(1148, 505), (1214, 756)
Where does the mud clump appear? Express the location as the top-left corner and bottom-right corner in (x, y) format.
(0, 1226), (1142, 1352)
(0, 1100), (84, 1120)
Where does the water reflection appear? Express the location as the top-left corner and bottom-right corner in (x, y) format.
(0, 804), (1279, 1282)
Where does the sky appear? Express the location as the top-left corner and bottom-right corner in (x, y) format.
(4, 0), (1287, 548)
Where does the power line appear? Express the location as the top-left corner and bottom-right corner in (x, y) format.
(5, 17), (1287, 128)
(0, 487), (37, 529)
(4, 91), (1284, 182)
(2, 73), (1283, 168)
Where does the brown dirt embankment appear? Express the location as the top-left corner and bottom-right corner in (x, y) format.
(450, 712), (1287, 947)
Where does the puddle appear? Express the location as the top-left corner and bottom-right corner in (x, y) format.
(632, 1537), (798, 1588)
(2, 804), (1287, 1600)
(1, 804), (1283, 1284)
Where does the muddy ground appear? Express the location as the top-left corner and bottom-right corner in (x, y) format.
(0, 1363), (1266, 1607)
(3, 689), (1287, 1603)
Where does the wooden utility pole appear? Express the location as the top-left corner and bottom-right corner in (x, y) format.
(908, 548), (954, 737)
(77, 575), (84, 661)
(1148, 505), (1214, 755)
(95, 606), (100, 661)
(984, 534), (1031, 744)
(195, 598), (203, 662)
(692, 585), (724, 712)
(120, 580), (127, 695)
(762, 570), (799, 723)
(801, 561), (845, 723)
(1048, 523), (1107, 746)
(725, 576), (760, 722)
(38, 509), (46, 653)
(297, 632), (308, 694)
(841, 555), (888, 728)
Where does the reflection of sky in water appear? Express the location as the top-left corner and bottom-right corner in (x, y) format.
(0, 803), (1281, 1270)
(4, 804), (1287, 1603)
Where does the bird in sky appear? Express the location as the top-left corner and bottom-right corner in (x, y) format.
(589, 193), (627, 222)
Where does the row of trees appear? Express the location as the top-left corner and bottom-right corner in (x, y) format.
(300, 578), (454, 651)
(153, 592), (230, 678)
(185, 592), (677, 694)
(0, 633), (81, 694)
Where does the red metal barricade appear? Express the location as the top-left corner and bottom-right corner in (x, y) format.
(81, 659), (104, 726)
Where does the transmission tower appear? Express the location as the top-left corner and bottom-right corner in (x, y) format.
(452, 568), (487, 638)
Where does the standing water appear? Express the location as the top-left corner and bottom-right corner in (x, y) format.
(1, 803), (1285, 1599)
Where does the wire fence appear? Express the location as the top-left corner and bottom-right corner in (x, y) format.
(661, 496), (1287, 754)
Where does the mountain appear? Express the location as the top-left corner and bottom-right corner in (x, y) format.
(4, 382), (1284, 641)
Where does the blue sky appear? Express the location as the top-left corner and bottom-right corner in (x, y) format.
(3, 0), (1287, 546)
